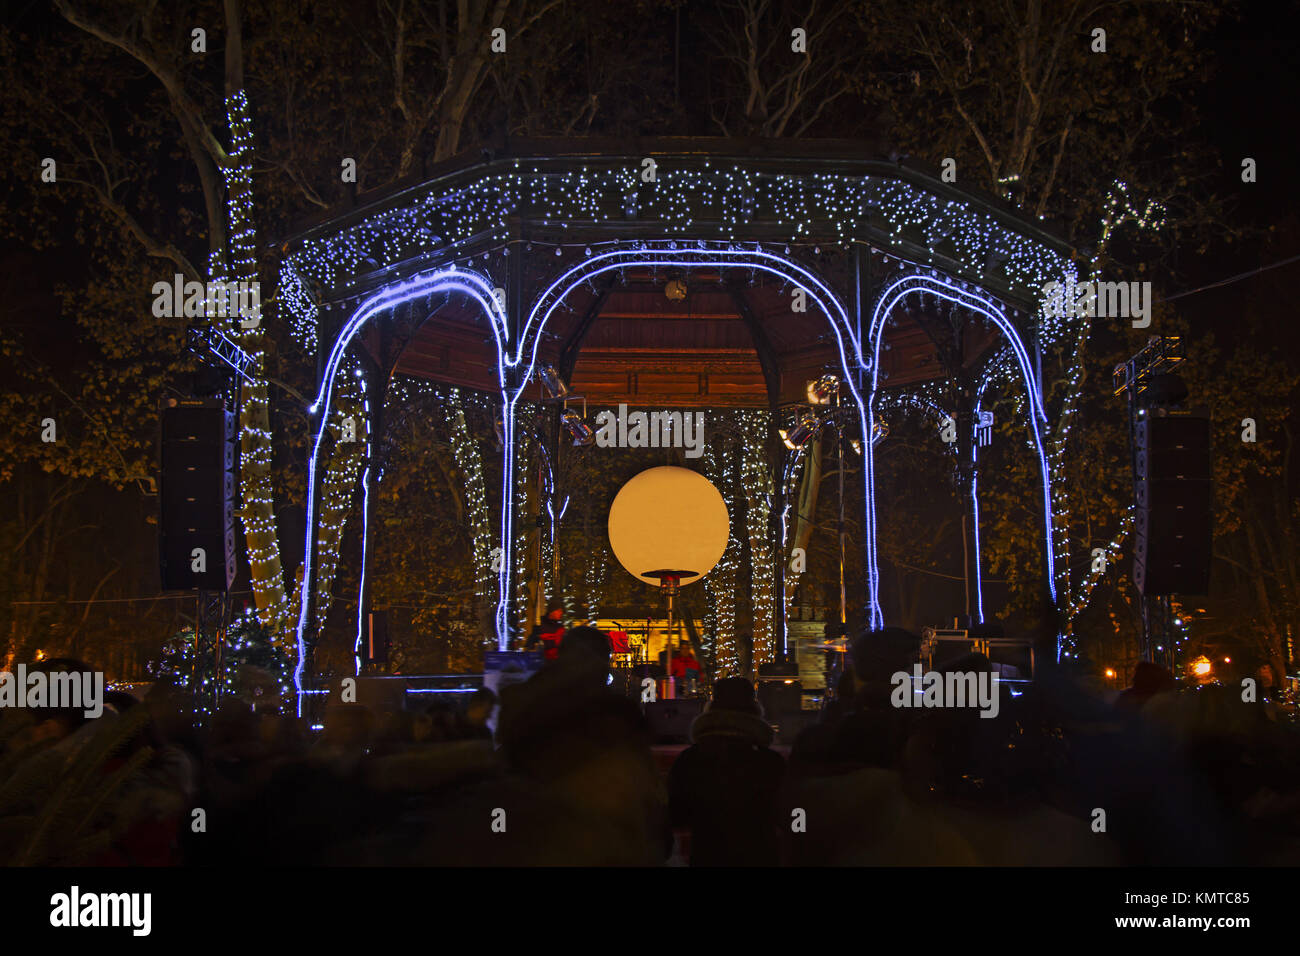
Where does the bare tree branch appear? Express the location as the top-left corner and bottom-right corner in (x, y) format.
(62, 177), (202, 282)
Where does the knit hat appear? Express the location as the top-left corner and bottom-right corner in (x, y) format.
(558, 625), (611, 663)
(710, 676), (761, 715)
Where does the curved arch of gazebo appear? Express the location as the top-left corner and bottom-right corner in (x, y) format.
(295, 242), (864, 687)
(862, 270), (1056, 632)
(296, 249), (1062, 708)
(295, 268), (506, 696)
(276, 142), (1077, 706)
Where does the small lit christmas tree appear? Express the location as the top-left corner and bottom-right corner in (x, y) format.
(149, 610), (292, 714)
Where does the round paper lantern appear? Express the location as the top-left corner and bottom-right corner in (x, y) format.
(607, 466), (730, 586)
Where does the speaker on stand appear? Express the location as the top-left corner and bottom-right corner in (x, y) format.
(159, 394), (238, 724)
(1116, 344), (1214, 668)
(159, 397), (237, 592)
(1133, 411), (1212, 596)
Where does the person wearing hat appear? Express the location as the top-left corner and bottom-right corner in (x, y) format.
(667, 677), (786, 866)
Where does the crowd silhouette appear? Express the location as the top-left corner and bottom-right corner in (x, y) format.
(1, 624), (1297, 867)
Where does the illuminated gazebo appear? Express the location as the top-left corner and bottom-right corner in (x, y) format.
(276, 137), (1080, 702)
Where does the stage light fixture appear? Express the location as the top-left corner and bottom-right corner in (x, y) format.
(664, 268), (688, 301)
(538, 364), (569, 399)
(782, 413), (822, 449)
(806, 374), (840, 404)
(561, 408), (596, 446)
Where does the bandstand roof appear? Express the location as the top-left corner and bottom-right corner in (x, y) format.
(277, 138), (1075, 408)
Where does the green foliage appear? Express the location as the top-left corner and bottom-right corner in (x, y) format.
(149, 614), (292, 709)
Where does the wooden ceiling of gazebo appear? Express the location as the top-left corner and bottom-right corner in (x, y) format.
(390, 265), (1000, 407)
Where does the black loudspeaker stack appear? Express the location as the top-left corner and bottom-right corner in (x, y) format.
(1132, 411), (1212, 596)
(159, 399), (237, 591)
(756, 678), (803, 718)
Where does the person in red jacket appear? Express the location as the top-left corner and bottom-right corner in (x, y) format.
(525, 606), (566, 661)
(671, 643), (702, 686)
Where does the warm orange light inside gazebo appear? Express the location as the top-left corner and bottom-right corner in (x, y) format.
(607, 466), (730, 587)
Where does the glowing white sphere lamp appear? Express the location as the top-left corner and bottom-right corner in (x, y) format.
(607, 466), (730, 697)
(608, 466), (730, 586)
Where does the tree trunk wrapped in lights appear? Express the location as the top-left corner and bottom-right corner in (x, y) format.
(443, 389), (496, 629)
(306, 374), (367, 641)
(513, 418), (537, 638)
(583, 543), (609, 622)
(225, 88), (368, 648)
(703, 426), (743, 678)
(221, 89), (296, 643)
(739, 410), (775, 667)
(1043, 182), (1163, 651)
